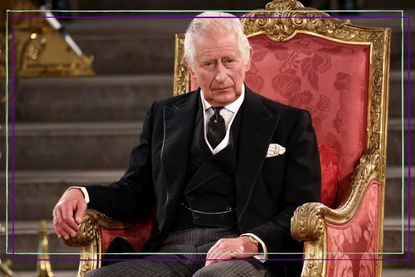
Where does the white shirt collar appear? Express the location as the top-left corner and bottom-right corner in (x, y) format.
(200, 85), (245, 113)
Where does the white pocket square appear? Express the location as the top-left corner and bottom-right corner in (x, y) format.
(266, 143), (286, 157)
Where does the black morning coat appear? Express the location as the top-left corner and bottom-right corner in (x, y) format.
(86, 86), (321, 261)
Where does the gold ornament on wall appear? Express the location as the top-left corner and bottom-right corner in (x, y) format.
(0, 0), (95, 78)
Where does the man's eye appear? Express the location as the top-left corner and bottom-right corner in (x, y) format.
(224, 59), (234, 65)
(203, 62), (215, 68)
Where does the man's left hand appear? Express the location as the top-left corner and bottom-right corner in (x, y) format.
(205, 236), (259, 266)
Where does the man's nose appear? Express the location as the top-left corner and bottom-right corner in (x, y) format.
(214, 63), (227, 83)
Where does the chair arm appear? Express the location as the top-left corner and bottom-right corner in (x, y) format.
(63, 209), (149, 277)
(291, 148), (381, 242)
(290, 202), (326, 242)
(64, 209), (104, 247)
(290, 149), (382, 277)
(64, 209), (140, 246)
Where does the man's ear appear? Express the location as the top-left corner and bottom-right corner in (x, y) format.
(244, 47), (253, 72)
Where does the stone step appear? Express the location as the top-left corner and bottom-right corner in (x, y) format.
(382, 269), (415, 277)
(382, 217), (415, 269)
(1, 218), (413, 270)
(386, 118), (414, 167)
(0, 122), (142, 170)
(0, 221), (80, 271)
(1, 169), (124, 221)
(389, 71), (414, 118)
(6, 70), (411, 123)
(69, 0), (415, 10)
(65, 19), (189, 75)
(69, 0), (265, 10)
(363, 0), (415, 9)
(384, 166), (414, 219)
(11, 75), (172, 123)
(1, 117), (411, 171)
(61, 13), (413, 75)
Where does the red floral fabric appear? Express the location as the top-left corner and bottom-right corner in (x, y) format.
(326, 180), (381, 277)
(247, 34), (370, 205)
(319, 144), (339, 207)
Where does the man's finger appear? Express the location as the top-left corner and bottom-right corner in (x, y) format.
(52, 221), (62, 238)
(55, 208), (77, 239)
(74, 200), (87, 224)
(60, 202), (79, 230)
(205, 238), (233, 266)
(205, 253), (232, 266)
(58, 221), (77, 239)
(205, 246), (235, 266)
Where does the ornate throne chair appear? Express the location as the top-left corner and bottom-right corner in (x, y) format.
(65, 1), (391, 276)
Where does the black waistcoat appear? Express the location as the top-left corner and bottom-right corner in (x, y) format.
(172, 100), (242, 230)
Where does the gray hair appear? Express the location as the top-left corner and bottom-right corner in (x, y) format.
(184, 11), (251, 71)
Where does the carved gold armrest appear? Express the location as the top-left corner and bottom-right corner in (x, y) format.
(291, 202), (326, 242)
(291, 149), (380, 242)
(290, 149), (381, 277)
(65, 209), (130, 247)
(63, 209), (134, 277)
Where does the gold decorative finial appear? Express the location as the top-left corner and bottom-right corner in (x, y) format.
(37, 220), (54, 277)
(0, 223), (14, 277)
(0, 259), (14, 277)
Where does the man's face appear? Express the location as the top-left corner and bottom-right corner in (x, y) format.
(189, 33), (251, 107)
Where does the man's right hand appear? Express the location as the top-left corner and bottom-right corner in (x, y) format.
(52, 188), (87, 240)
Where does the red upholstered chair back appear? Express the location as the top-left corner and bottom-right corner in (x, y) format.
(248, 34), (370, 207)
(189, 33), (370, 207)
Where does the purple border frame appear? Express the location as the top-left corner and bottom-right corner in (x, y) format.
(7, 13), (412, 265)
(11, 15), (408, 19)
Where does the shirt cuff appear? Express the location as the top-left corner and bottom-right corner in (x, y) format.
(240, 233), (268, 262)
(67, 186), (90, 204)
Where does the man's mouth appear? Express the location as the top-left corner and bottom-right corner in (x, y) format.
(213, 87), (232, 92)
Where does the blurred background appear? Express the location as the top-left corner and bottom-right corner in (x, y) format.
(0, 0), (413, 276)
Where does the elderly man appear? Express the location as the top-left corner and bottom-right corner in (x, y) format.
(53, 11), (321, 276)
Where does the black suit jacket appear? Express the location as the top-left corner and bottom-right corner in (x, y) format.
(86, 87), (321, 256)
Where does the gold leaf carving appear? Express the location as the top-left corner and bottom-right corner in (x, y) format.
(173, 34), (190, 96)
(24, 34), (47, 61)
(291, 201), (327, 276)
(64, 210), (100, 247)
(291, 202), (325, 242)
(241, 0), (350, 42)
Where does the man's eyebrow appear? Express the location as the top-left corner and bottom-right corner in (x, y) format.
(201, 59), (216, 64)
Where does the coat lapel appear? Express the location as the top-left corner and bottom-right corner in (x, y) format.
(236, 88), (280, 220)
(157, 91), (199, 228)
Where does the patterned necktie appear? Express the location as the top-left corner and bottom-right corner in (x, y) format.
(207, 107), (225, 149)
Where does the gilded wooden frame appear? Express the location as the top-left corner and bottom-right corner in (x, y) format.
(173, 0), (391, 276)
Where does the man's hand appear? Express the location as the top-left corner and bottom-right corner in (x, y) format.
(205, 236), (259, 266)
(52, 188), (87, 240)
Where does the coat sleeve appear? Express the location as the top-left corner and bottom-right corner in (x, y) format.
(84, 102), (158, 220)
(247, 110), (321, 254)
